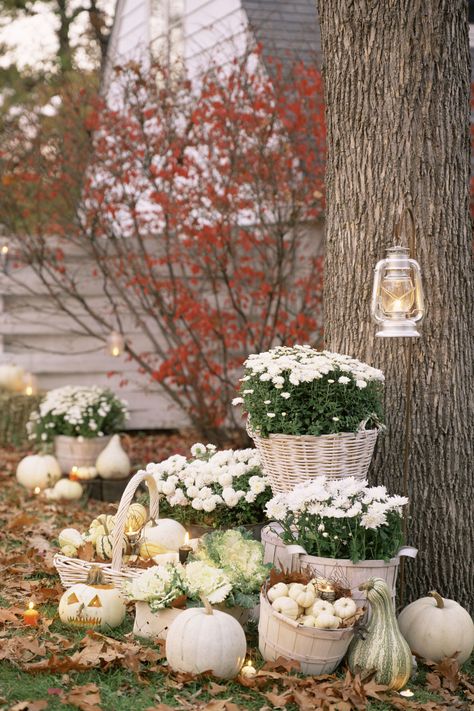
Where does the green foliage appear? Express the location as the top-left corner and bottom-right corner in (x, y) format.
(237, 347), (385, 437)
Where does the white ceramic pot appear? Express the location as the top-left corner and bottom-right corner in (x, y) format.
(54, 435), (111, 473)
(133, 603), (183, 640)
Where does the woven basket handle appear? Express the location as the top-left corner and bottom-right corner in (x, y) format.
(111, 471), (160, 572)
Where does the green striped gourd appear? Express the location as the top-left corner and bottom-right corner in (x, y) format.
(95, 532), (130, 560)
(346, 577), (412, 690)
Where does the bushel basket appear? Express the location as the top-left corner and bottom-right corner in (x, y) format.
(249, 426), (378, 494)
(258, 591), (354, 675)
(54, 469), (159, 589)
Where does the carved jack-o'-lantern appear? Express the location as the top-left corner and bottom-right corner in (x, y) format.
(58, 567), (126, 630)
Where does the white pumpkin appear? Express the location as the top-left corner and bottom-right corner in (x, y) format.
(16, 454), (61, 491)
(96, 435), (130, 480)
(142, 519), (187, 552)
(299, 615), (318, 627)
(74, 466), (97, 481)
(271, 596), (300, 620)
(398, 591), (474, 664)
(334, 597), (357, 620)
(61, 544), (78, 557)
(58, 567), (126, 630)
(267, 582), (289, 603)
(52, 478), (83, 501)
(166, 597), (247, 679)
(314, 612), (341, 629)
(58, 528), (84, 550)
(310, 599), (335, 617)
(0, 364), (26, 392)
(288, 583), (316, 609)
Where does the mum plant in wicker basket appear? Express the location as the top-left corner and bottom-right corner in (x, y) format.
(233, 346), (385, 491)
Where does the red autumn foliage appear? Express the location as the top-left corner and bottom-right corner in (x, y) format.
(0, 52), (325, 441)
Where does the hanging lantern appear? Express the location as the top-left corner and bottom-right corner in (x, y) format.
(1, 244), (9, 272)
(107, 331), (125, 357)
(23, 373), (38, 396)
(371, 246), (424, 337)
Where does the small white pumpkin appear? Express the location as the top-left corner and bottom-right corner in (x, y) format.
(309, 599), (335, 617)
(398, 591), (474, 665)
(334, 597), (357, 620)
(0, 364), (26, 392)
(52, 478), (83, 500)
(271, 596), (300, 620)
(96, 434), (130, 480)
(299, 615), (318, 627)
(61, 544), (78, 557)
(58, 567), (126, 630)
(74, 466), (97, 481)
(142, 519), (187, 552)
(314, 612), (341, 629)
(166, 597), (247, 679)
(288, 583), (316, 609)
(267, 582), (289, 603)
(16, 454), (61, 491)
(58, 528), (84, 550)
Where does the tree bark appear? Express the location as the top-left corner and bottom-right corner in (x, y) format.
(318, 0), (473, 611)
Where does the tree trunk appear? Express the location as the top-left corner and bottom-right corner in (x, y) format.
(318, 0), (473, 611)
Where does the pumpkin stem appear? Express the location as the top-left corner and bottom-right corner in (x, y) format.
(86, 566), (106, 586)
(200, 595), (213, 615)
(428, 590), (444, 609)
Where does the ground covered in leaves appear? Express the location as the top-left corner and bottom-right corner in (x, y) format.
(0, 433), (473, 711)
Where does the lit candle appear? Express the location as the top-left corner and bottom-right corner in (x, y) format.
(107, 331), (125, 357)
(179, 533), (192, 564)
(33, 486), (41, 495)
(23, 601), (39, 626)
(23, 373), (38, 396)
(399, 689), (414, 698)
(241, 660), (257, 678)
(69, 466), (79, 481)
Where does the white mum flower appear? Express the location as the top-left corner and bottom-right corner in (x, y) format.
(267, 413), (276, 418)
(338, 376), (351, 385)
(190, 443), (207, 457)
(356, 380), (367, 389)
(280, 392), (291, 399)
(232, 397), (244, 406)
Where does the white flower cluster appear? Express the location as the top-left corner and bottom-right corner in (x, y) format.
(141, 444), (268, 512)
(238, 345), (384, 393)
(28, 385), (129, 441)
(265, 477), (408, 531)
(122, 560), (233, 608)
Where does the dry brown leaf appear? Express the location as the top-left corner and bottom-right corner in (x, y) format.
(0, 607), (24, 623)
(264, 689), (294, 708)
(9, 702), (48, 711)
(66, 683), (102, 711)
(6, 513), (39, 531)
(77, 542), (95, 561)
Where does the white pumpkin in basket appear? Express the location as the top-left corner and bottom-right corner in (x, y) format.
(16, 454), (61, 491)
(310, 599), (335, 617)
(334, 597), (357, 620)
(125, 503), (147, 532)
(58, 567), (126, 630)
(271, 596), (299, 620)
(267, 582), (289, 603)
(288, 583), (316, 609)
(141, 518), (187, 554)
(166, 597), (246, 679)
(58, 528), (84, 551)
(299, 615), (318, 627)
(314, 612), (341, 629)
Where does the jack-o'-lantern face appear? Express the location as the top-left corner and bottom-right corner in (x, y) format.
(58, 581), (126, 630)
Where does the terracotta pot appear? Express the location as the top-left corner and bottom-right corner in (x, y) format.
(54, 435), (111, 473)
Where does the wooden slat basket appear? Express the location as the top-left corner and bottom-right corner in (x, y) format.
(248, 426), (378, 494)
(54, 470), (159, 589)
(258, 591), (354, 676)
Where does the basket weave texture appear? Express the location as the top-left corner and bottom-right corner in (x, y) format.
(54, 470), (159, 589)
(0, 390), (42, 446)
(250, 428), (378, 493)
(258, 592), (354, 675)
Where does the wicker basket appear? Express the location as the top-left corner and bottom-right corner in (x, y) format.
(54, 469), (160, 589)
(249, 427), (378, 494)
(258, 592), (354, 675)
(54, 434), (111, 473)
